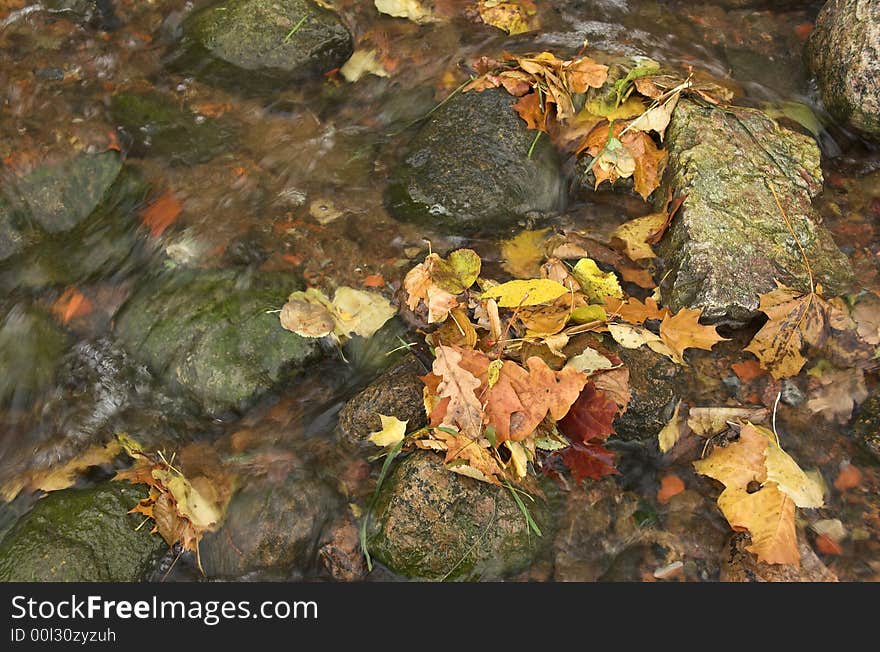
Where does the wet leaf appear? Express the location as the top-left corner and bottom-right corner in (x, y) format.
(481, 278), (569, 307)
(404, 249), (480, 323)
(657, 399), (684, 453)
(557, 382), (617, 444)
(621, 131), (666, 200)
(51, 286), (93, 325)
(282, 287), (395, 339)
(141, 191), (182, 238)
(571, 258), (623, 302)
(806, 367), (868, 423)
(592, 366), (631, 411)
(368, 414), (408, 447)
(559, 442), (618, 482)
(374, 0), (437, 23)
(720, 484), (799, 565)
(280, 289), (336, 337)
(341, 49), (389, 82)
(477, 0), (540, 35)
(563, 56), (609, 94)
(686, 406), (769, 437)
(604, 296), (669, 324)
(659, 307), (728, 364)
(628, 92), (679, 139)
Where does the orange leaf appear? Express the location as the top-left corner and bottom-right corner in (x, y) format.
(657, 474), (685, 504)
(814, 534), (842, 556)
(513, 92), (547, 132)
(605, 296), (669, 325)
(732, 359), (764, 382)
(833, 464), (862, 491)
(51, 287), (93, 324)
(621, 130), (666, 201)
(362, 274), (385, 288)
(141, 191), (182, 238)
(659, 307), (728, 364)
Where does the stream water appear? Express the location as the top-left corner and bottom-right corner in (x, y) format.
(0, 0), (878, 581)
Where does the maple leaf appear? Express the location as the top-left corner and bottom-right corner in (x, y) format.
(404, 249), (480, 323)
(621, 131), (666, 200)
(604, 296), (669, 325)
(744, 284), (863, 379)
(806, 367), (868, 423)
(559, 442), (618, 482)
(501, 229), (551, 279)
(562, 56), (609, 94)
(557, 382), (618, 444)
(659, 307), (728, 364)
(719, 483), (799, 565)
(513, 92), (547, 131)
(432, 345), (484, 439)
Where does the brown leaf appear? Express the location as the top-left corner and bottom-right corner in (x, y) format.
(563, 56), (609, 93)
(604, 296), (669, 325)
(659, 307), (728, 364)
(513, 92), (547, 131)
(806, 367), (868, 423)
(432, 345), (484, 439)
(621, 130), (666, 201)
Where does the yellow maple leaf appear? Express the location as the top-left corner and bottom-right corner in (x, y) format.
(367, 414), (408, 447)
(719, 483), (799, 565)
(501, 229), (550, 279)
(659, 307), (728, 364)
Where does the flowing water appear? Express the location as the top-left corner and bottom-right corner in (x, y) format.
(0, 0), (878, 581)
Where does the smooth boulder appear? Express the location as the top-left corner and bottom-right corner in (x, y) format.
(175, 0), (353, 86)
(657, 100), (852, 326)
(369, 451), (548, 580)
(387, 88), (565, 233)
(808, 0), (880, 137)
(114, 270), (321, 415)
(0, 483), (165, 581)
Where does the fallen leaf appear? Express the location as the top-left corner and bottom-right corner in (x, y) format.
(731, 359), (765, 382)
(430, 307), (479, 349)
(592, 366), (631, 411)
(51, 286), (93, 324)
(563, 56), (609, 94)
(374, 0), (437, 23)
(341, 49), (389, 82)
(851, 292), (880, 345)
(806, 367), (868, 423)
(720, 483), (799, 565)
(621, 131), (666, 200)
(557, 382), (617, 444)
(309, 198), (343, 224)
(280, 289), (336, 337)
(141, 191), (181, 237)
(477, 0), (540, 35)
(571, 258), (623, 302)
(501, 229), (550, 279)
(432, 345), (484, 439)
(686, 407), (769, 437)
(628, 92), (679, 139)
(659, 307), (728, 364)
(281, 286), (395, 339)
(657, 474), (685, 503)
(559, 442), (617, 481)
(481, 278), (569, 307)
(404, 249), (480, 322)
(368, 414), (408, 447)
(604, 296), (669, 324)
(833, 464), (862, 491)
(362, 273), (385, 288)
(611, 211), (670, 261)
(565, 347), (614, 374)
(657, 399), (684, 453)
(814, 533), (843, 556)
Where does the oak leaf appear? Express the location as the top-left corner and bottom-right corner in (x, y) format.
(432, 346), (484, 439)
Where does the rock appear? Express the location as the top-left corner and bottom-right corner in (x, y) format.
(174, 0), (353, 87)
(850, 388), (880, 462)
(0, 305), (68, 407)
(318, 517), (367, 581)
(808, 0), (880, 137)
(337, 357), (428, 443)
(110, 91), (236, 165)
(387, 88), (565, 233)
(45, 0), (119, 30)
(114, 269), (321, 414)
(657, 100), (852, 326)
(369, 451), (549, 580)
(720, 532), (838, 581)
(614, 344), (680, 442)
(200, 474), (340, 579)
(0, 483), (165, 581)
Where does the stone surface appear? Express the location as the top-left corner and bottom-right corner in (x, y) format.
(369, 451), (548, 580)
(0, 483), (165, 582)
(850, 388), (880, 462)
(387, 88), (565, 233)
(808, 0), (880, 137)
(614, 343), (681, 442)
(175, 0), (353, 86)
(114, 270), (321, 414)
(200, 474), (340, 579)
(657, 100), (852, 326)
(720, 532), (838, 581)
(337, 357), (429, 443)
(0, 305), (68, 407)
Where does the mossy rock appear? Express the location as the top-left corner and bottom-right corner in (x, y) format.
(657, 100), (852, 326)
(387, 88), (565, 234)
(172, 0), (353, 88)
(0, 305), (69, 406)
(0, 483), (165, 582)
(808, 0), (880, 137)
(110, 91), (236, 165)
(369, 451), (549, 580)
(114, 269), (321, 414)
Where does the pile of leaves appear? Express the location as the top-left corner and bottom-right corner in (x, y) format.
(367, 245), (727, 487)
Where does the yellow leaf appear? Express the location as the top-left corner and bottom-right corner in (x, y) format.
(565, 347), (613, 374)
(505, 440), (529, 478)
(571, 258), (623, 302)
(332, 287), (396, 338)
(368, 414), (408, 447)
(657, 399), (683, 453)
(481, 278), (569, 307)
(607, 322), (661, 349)
(628, 93), (679, 139)
(686, 407), (769, 437)
(341, 49), (389, 82)
(755, 425), (824, 508)
(152, 469), (222, 531)
(611, 211), (670, 261)
(693, 424), (768, 489)
(718, 483), (799, 565)
(478, 0), (539, 35)
(280, 288), (336, 338)
(570, 304), (607, 324)
(374, 0), (436, 23)
(659, 307), (728, 364)
(501, 229), (550, 279)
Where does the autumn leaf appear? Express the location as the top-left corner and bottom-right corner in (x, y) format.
(657, 399), (684, 453)
(806, 367), (868, 423)
(621, 131), (666, 200)
(375, 0), (437, 23)
(571, 258), (623, 303)
(559, 442), (617, 482)
(141, 190), (182, 238)
(610, 195), (684, 262)
(477, 0), (540, 35)
(430, 307), (479, 349)
(368, 415), (408, 447)
(341, 49), (389, 82)
(686, 406), (769, 437)
(720, 484), (799, 565)
(280, 288), (336, 337)
(565, 346), (614, 374)
(433, 429), (504, 485)
(562, 56), (609, 94)
(604, 296), (669, 325)
(404, 249), (480, 323)
(432, 345), (484, 439)
(659, 307), (728, 364)
(628, 92), (680, 139)
(592, 365), (631, 411)
(513, 93), (547, 131)
(481, 278), (569, 307)
(744, 284), (861, 379)
(51, 286), (93, 325)
(280, 287), (395, 339)
(557, 382), (617, 444)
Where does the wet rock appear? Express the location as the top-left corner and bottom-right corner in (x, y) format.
(45, 1), (119, 30)
(110, 91), (236, 165)
(174, 0), (353, 87)
(337, 357), (428, 443)
(114, 269), (321, 414)
(808, 0), (880, 137)
(387, 88), (565, 233)
(0, 483), (165, 581)
(614, 344), (680, 442)
(0, 305), (68, 407)
(318, 517), (366, 581)
(369, 451), (549, 580)
(850, 389), (880, 462)
(720, 532), (838, 581)
(657, 100), (852, 326)
(200, 474), (340, 579)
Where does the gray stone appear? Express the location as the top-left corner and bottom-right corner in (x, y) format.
(657, 100), (852, 326)
(0, 483), (165, 582)
(614, 344), (680, 442)
(200, 474), (340, 579)
(369, 451), (548, 580)
(176, 0), (353, 86)
(114, 269), (321, 414)
(808, 0), (880, 137)
(387, 88), (565, 233)
(337, 357), (428, 443)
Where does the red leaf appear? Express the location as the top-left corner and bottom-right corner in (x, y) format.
(557, 382), (617, 443)
(559, 442), (618, 481)
(141, 191), (182, 237)
(51, 287), (93, 324)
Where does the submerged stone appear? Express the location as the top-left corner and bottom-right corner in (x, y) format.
(850, 389), (880, 462)
(808, 0), (880, 137)
(369, 451), (549, 580)
(173, 0), (353, 87)
(110, 91), (236, 165)
(387, 88), (565, 233)
(657, 100), (852, 326)
(0, 483), (165, 582)
(114, 269), (321, 414)
(0, 305), (68, 407)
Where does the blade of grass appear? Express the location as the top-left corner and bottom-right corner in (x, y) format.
(503, 480), (542, 537)
(282, 16), (307, 44)
(359, 438), (406, 572)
